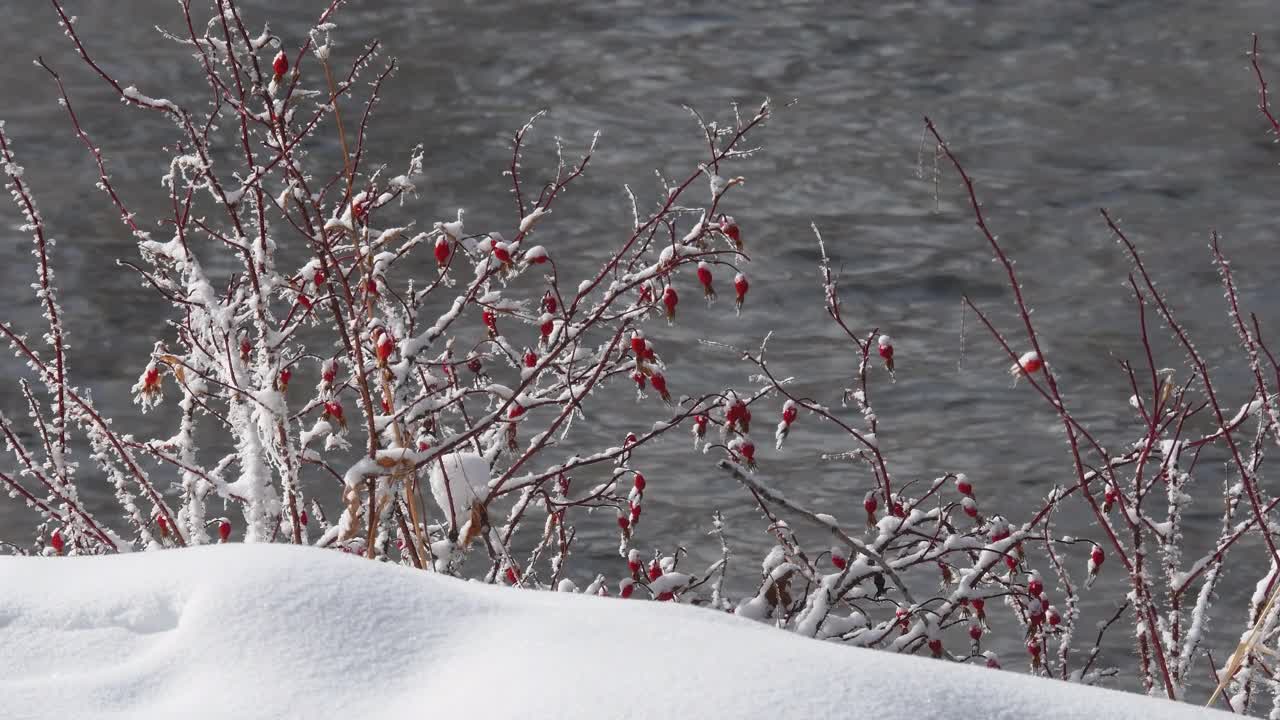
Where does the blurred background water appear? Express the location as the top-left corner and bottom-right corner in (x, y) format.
(2, 0), (1278, 698)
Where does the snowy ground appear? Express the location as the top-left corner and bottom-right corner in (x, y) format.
(0, 545), (1228, 719)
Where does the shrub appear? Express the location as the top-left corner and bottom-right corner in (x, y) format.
(4, 2), (1280, 713)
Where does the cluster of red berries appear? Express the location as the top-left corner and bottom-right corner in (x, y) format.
(617, 472), (646, 534)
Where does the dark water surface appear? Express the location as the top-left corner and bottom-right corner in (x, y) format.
(2, 0), (1279, 698)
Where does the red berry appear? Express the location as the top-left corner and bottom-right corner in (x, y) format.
(218, 520), (231, 542)
(50, 528), (65, 554)
(719, 217), (741, 247)
(724, 400), (752, 433)
(781, 402), (797, 426)
(542, 291), (557, 314)
(505, 566), (520, 584)
(633, 473), (646, 491)
(272, 50), (288, 78)
(1047, 607), (1061, 626)
(693, 414), (708, 439)
(313, 269), (326, 286)
(630, 503), (641, 522)
(727, 399), (747, 422)
(540, 315), (554, 341)
(864, 493), (878, 516)
(617, 515), (630, 531)
(971, 597), (986, 620)
(1027, 574), (1044, 598)
(739, 440), (755, 465)
(324, 401), (344, 422)
(648, 559), (663, 582)
(1091, 546), (1105, 567)
(969, 624), (983, 641)
(630, 332), (646, 358)
(1104, 485), (1120, 512)
(376, 332), (394, 364)
(493, 243), (512, 264)
(697, 262), (715, 299)
(1012, 350), (1044, 376)
(928, 638), (943, 657)
(1027, 641), (1041, 658)
(955, 474), (973, 497)
(144, 365), (160, 390)
(157, 515), (169, 535)
(298, 294), (312, 310)
(656, 591), (675, 602)
(300, 510), (309, 526)
(733, 273), (749, 311)
(662, 286), (679, 321)
(877, 334), (895, 372)
(961, 497), (978, 518)
(240, 338), (251, 360)
(322, 360), (336, 384)
(650, 373), (670, 403)
(524, 351), (538, 368)
(831, 552), (847, 570)
(482, 309), (498, 335)
(467, 356), (482, 374)
(508, 404), (526, 419)
(434, 236), (451, 266)
(620, 579), (635, 598)
(725, 400), (743, 426)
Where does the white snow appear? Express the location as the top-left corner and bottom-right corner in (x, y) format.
(519, 206), (547, 233)
(121, 86), (181, 114)
(0, 544), (1230, 719)
(427, 451), (491, 522)
(523, 244), (548, 264)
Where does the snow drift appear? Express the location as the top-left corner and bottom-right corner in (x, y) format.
(0, 545), (1227, 719)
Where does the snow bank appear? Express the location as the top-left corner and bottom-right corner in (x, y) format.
(0, 545), (1226, 720)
